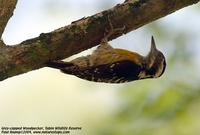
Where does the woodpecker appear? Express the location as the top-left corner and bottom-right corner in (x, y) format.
(46, 21), (166, 83)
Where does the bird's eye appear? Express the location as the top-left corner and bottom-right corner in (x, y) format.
(147, 66), (156, 76)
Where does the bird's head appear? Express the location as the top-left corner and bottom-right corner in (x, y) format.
(143, 36), (166, 78)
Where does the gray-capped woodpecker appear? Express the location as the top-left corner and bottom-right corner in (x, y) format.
(46, 22), (166, 83)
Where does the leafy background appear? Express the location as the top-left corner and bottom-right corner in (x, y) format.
(0, 0), (200, 135)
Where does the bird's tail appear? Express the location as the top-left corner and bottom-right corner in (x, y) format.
(46, 60), (74, 69)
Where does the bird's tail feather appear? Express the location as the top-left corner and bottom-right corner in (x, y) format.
(46, 60), (74, 69)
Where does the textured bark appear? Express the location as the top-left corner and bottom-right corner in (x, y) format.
(0, 0), (17, 38)
(0, 0), (199, 81)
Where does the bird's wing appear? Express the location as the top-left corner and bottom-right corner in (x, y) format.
(61, 60), (143, 83)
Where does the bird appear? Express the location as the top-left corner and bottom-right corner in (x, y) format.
(46, 19), (166, 83)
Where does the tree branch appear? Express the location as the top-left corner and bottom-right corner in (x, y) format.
(0, 0), (199, 81)
(0, 0), (17, 39)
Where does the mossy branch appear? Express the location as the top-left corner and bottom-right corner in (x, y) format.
(0, 0), (199, 81)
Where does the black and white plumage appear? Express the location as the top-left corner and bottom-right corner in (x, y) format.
(46, 35), (166, 83)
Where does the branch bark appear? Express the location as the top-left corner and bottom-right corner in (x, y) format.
(0, 0), (199, 81)
(0, 0), (17, 39)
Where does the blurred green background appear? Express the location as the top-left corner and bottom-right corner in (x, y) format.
(0, 0), (200, 135)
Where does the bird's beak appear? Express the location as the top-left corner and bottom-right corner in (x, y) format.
(150, 36), (157, 53)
